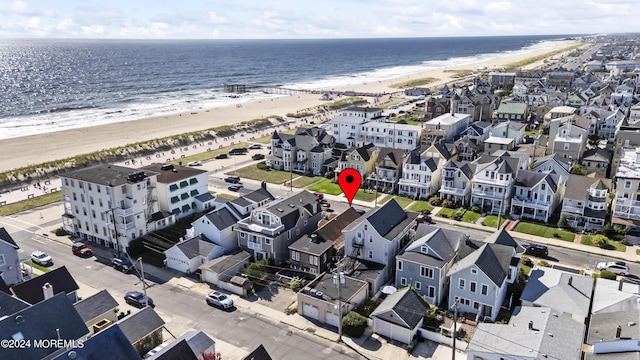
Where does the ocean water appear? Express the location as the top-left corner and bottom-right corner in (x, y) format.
(0, 35), (572, 140)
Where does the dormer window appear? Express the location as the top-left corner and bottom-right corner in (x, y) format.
(421, 246), (428, 254)
(471, 268), (478, 275)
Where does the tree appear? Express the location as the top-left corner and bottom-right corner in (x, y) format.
(592, 234), (609, 249)
(557, 215), (568, 228)
(342, 311), (368, 338)
(200, 352), (222, 360)
(571, 164), (587, 175)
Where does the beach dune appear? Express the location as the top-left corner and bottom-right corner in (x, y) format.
(0, 40), (580, 173)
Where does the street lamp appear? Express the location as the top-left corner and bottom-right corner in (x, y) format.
(333, 271), (345, 342)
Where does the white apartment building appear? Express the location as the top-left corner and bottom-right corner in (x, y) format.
(421, 112), (470, 146)
(139, 163), (208, 219)
(612, 147), (640, 231)
(331, 106), (422, 150)
(60, 164), (174, 252)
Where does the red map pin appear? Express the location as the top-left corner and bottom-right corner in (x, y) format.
(338, 168), (362, 206)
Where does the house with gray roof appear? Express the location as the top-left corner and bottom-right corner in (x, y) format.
(73, 289), (119, 335)
(11, 266), (79, 305)
(0, 227), (22, 286)
(342, 199), (418, 287)
(490, 120), (527, 145)
(470, 154), (520, 215)
(395, 225), (466, 306)
(510, 170), (564, 223)
(592, 278), (640, 315)
(467, 306), (584, 360)
(371, 287), (431, 344)
(520, 267), (593, 323)
(119, 306), (165, 357)
(439, 160), (476, 207)
(163, 235), (225, 274)
(367, 147), (405, 194)
(50, 324), (139, 360)
(0, 292), (28, 317)
(447, 241), (517, 322)
(561, 175), (611, 231)
(460, 121), (493, 144)
(588, 309), (640, 357)
(336, 143), (378, 184)
(268, 127), (334, 176)
(289, 208), (361, 275)
(0, 293), (89, 360)
(549, 115), (589, 162)
(147, 330), (216, 360)
(199, 250), (251, 290)
(582, 147), (613, 178)
(237, 191), (321, 264)
(532, 152), (571, 182)
(398, 147), (441, 199)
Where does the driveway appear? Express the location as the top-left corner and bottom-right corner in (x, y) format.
(247, 282), (298, 312)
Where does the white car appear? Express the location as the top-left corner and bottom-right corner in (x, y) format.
(597, 261), (630, 275)
(31, 251), (53, 267)
(205, 291), (234, 309)
(187, 161), (202, 166)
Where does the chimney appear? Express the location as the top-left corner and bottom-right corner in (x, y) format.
(528, 321), (533, 330)
(568, 276), (573, 286)
(43, 282), (54, 300)
(619, 278), (624, 291)
(261, 181), (267, 190)
(616, 325), (622, 339)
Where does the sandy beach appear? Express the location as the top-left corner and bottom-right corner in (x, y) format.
(0, 40), (580, 173)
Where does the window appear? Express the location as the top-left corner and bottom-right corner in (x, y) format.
(310, 255), (318, 266)
(481, 284), (488, 295)
(470, 282), (477, 293)
(240, 232), (245, 238)
(415, 281), (421, 290)
(397, 260), (403, 271)
(400, 277), (407, 286)
(428, 286), (435, 298)
(0, 254), (5, 266)
(473, 301), (480, 310)
(368, 250), (373, 259)
(420, 266), (433, 278)
(625, 181), (632, 189)
(291, 251), (300, 261)
(471, 268), (478, 275)
(459, 279), (465, 289)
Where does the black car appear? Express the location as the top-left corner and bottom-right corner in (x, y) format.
(112, 257), (134, 273)
(215, 153), (228, 159)
(224, 176), (241, 184)
(524, 244), (548, 258)
(124, 291), (154, 308)
(229, 147), (248, 155)
(228, 184), (243, 192)
(251, 153), (265, 161)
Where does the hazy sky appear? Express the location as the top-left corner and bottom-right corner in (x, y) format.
(0, 0), (635, 39)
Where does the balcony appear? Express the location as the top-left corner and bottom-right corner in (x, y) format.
(116, 222), (136, 231)
(511, 198), (551, 210)
(562, 205), (583, 214)
(473, 178), (511, 187)
(588, 194), (607, 202)
(247, 242), (263, 251)
(613, 210), (640, 221)
(472, 189), (503, 199)
(440, 186), (467, 196)
(615, 198), (640, 208)
(238, 221), (285, 236)
(116, 207), (134, 217)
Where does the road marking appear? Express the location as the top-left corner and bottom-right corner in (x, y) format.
(5, 216), (44, 230)
(0, 219), (36, 233)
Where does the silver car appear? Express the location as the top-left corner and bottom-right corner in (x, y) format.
(205, 291), (234, 309)
(597, 261), (630, 276)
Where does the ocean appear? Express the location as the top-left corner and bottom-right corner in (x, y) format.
(0, 35), (573, 140)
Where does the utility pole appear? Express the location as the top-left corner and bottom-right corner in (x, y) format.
(138, 257), (148, 308)
(452, 298), (459, 360)
(333, 271), (345, 342)
(497, 186), (507, 230)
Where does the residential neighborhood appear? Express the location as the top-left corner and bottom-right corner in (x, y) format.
(6, 33), (640, 360)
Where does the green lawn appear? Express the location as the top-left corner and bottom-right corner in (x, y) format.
(408, 200), (434, 213)
(354, 189), (379, 202)
(482, 215), (506, 228)
(291, 176), (322, 188)
(378, 195), (393, 204)
(513, 222), (575, 242)
(233, 164), (293, 184)
(307, 178), (343, 195)
(24, 260), (52, 273)
(581, 235), (626, 252)
(0, 191), (61, 216)
(393, 196), (414, 209)
(461, 211), (481, 223)
(437, 208), (457, 218)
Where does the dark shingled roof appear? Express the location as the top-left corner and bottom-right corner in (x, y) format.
(564, 174), (611, 201)
(200, 250), (251, 274)
(119, 306), (165, 344)
(0, 227), (18, 249)
(50, 324), (139, 360)
(397, 225), (465, 268)
(371, 287), (431, 329)
(367, 199), (408, 238)
(175, 236), (221, 259)
(148, 330), (216, 360)
(0, 291), (29, 317)
(514, 170), (560, 193)
(139, 163), (207, 184)
(204, 207), (240, 231)
(73, 289), (119, 323)
(448, 243), (512, 286)
(61, 164), (158, 187)
(243, 187), (275, 203)
(194, 192), (215, 202)
(10, 266), (79, 304)
(152, 339), (198, 360)
(0, 293), (89, 360)
(243, 344), (273, 360)
(315, 207), (362, 242)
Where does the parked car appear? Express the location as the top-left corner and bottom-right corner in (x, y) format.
(72, 243), (93, 257)
(524, 244), (548, 258)
(215, 153), (228, 159)
(205, 291), (234, 309)
(228, 184), (243, 192)
(229, 147), (248, 155)
(248, 144), (262, 150)
(187, 161), (202, 166)
(112, 257), (134, 273)
(313, 192), (324, 201)
(124, 291), (154, 308)
(597, 261), (630, 275)
(321, 202), (331, 209)
(416, 213), (432, 224)
(31, 251), (53, 266)
(224, 176), (241, 184)
(251, 154), (265, 161)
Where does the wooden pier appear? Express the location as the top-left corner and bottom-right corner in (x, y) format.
(223, 83), (394, 98)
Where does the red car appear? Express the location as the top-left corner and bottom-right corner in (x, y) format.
(72, 243), (93, 257)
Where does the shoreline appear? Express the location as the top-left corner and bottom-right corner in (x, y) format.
(0, 39), (582, 173)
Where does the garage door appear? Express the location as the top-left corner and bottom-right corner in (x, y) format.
(374, 318), (393, 339)
(326, 312), (340, 328)
(302, 304), (319, 320)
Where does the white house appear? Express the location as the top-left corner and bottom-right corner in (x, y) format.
(371, 287), (431, 345)
(510, 170), (563, 223)
(164, 235), (225, 274)
(397, 148), (441, 199)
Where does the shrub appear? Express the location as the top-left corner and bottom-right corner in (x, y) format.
(289, 276), (302, 292)
(600, 270), (617, 280)
(521, 256), (533, 267)
(342, 311), (368, 338)
(592, 234), (609, 248)
(441, 199), (454, 209)
(428, 196), (442, 207)
(256, 161), (271, 171)
(453, 208), (465, 220)
(470, 205), (481, 213)
(538, 260), (551, 267)
(557, 215), (567, 228)
(52, 227), (68, 236)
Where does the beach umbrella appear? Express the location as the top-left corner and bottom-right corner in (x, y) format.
(380, 285), (397, 295)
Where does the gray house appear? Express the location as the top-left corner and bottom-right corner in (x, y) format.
(236, 191), (321, 264)
(447, 237), (518, 322)
(371, 287), (431, 345)
(0, 227), (21, 286)
(395, 225), (466, 306)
